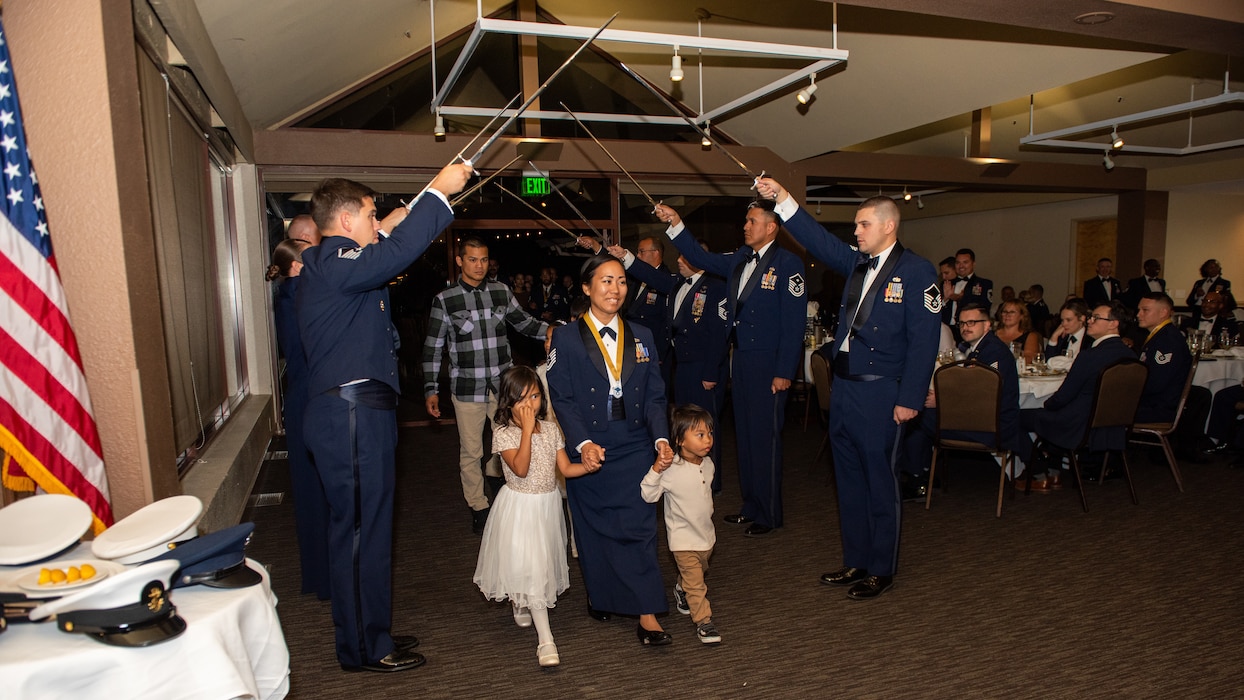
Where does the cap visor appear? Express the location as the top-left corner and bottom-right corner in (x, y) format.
(91, 610), (187, 647)
(201, 562), (263, 589)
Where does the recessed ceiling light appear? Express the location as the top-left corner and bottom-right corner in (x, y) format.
(1074, 11), (1114, 25)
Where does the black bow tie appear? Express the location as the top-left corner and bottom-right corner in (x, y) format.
(1148, 278), (1157, 282)
(859, 254), (879, 270)
(1068, 335), (1078, 344)
(680, 276), (693, 287)
(957, 341), (970, 354)
(956, 276), (967, 282)
(746, 250), (759, 264)
(599, 327), (616, 340)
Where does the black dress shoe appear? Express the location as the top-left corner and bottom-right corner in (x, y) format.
(820, 567), (868, 586)
(471, 507), (490, 535)
(636, 624), (672, 646)
(723, 514), (754, 525)
(392, 634), (419, 651)
(743, 523), (774, 537)
(342, 648), (427, 673)
(846, 575), (894, 601)
(587, 604), (612, 621)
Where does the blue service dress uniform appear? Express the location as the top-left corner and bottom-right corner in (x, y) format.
(624, 271), (674, 386)
(530, 282), (570, 323)
(273, 276), (330, 599)
(297, 195), (452, 668)
(1135, 321), (1192, 424)
(903, 331), (1032, 472)
(779, 204), (941, 577)
(626, 260), (732, 486)
(958, 274), (994, 314)
(1022, 336), (1136, 451)
(671, 229), (806, 529)
(547, 318), (669, 615)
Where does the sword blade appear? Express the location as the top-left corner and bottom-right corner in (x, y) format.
(465, 13), (618, 166)
(450, 154), (523, 207)
(525, 160), (603, 242)
(560, 102), (658, 209)
(494, 182), (581, 241)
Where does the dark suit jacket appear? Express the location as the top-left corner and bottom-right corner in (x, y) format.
(781, 207), (941, 411)
(1083, 276), (1123, 309)
(1180, 314), (1240, 340)
(1124, 276), (1165, 308)
(1186, 277), (1232, 307)
(546, 318), (669, 454)
(1034, 336), (1136, 450)
(1135, 322), (1192, 424)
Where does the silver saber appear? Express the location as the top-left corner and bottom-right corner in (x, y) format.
(560, 102), (659, 210)
(494, 182), (582, 241)
(525, 160), (605, 244)
(449, 154), (524, 207)
(464, 13), (618, 167)
(406, 92), (524, 211)
(613, 59), (763, 183)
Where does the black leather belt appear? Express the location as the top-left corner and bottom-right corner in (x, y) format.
(832, 352), (886, 382)
(327, 380), (399, 410)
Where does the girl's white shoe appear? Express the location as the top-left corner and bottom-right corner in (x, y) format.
(537, 642), (560, 667)
(512, 602), (532, 628)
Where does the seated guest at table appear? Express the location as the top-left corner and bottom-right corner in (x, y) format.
(1124, 259), (1165, 309)
(1134, 293), (1192, 424)
(1020, 301), (1135, 492)
(1083, 258), (1123, 308)
(1186, 259), (1231, 310)
(1045, 299), (1089, 360)
(994, 300), (1041, 363)
(899, 304), (1029, 500)
(1026, 284), (1051, 334)
(1180, 291), (1239, 340)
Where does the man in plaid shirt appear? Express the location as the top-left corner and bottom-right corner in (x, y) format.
(423, 237), (551, 533)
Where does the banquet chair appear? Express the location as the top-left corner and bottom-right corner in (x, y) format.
(1128, 357), (1196, 493)
(807, 350), (834, 474)
(925, 361), (1013, 518)
(1030, 359), (1147, 512)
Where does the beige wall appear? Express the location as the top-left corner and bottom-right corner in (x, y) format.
(899, 196), (1119, 301)
(1164, 192), (1244, 303)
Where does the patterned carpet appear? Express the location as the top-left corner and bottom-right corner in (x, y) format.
(243, 396), (1244, 699)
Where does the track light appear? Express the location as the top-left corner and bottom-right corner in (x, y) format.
(1110, 127), (1124, 150)
(903, 187), (912, 201)
(670, 46), (684, 82)
(815, 202), (822, 215)
(701, 120), (712, 149)
(433, 112), (446, 138)
(916, 195), (924, 210)
(797, 75), (817, 105)
(1102, 150), (1115, 171)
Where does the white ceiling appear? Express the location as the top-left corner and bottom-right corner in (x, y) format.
(192, 0), (1244, 181)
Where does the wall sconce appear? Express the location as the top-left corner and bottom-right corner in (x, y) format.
(797, 75), (817, 105)
(670, 46), (684, 82)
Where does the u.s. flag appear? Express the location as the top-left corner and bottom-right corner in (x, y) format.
(0, 22), (112, 532)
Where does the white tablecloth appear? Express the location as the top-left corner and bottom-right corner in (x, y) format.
(1193, 357), (1244, 395)
(1019, 374), (1066, 409)
(0, 546), (289, 700)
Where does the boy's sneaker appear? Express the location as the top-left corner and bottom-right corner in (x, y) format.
(673, 583), (690, 615)
(696, 621), (721, 644)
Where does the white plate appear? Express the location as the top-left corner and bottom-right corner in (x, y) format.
(0, 495), (92, 565)
(15, 559), (124, 596)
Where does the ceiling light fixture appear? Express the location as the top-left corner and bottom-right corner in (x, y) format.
(433, 112), (446, 138)
(815, 202), (822, 215)
(1102, 150), (1115, 171)
(903, 187), (912, 201)
(670, 46), (684, 82)
(701, 119), (712, 149)
(1110, 127), (1124, 149)
(916, 195), (924, 210)
(797, 75), (817, 105)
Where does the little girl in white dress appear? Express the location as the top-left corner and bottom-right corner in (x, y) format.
(473, 365), (596, 667)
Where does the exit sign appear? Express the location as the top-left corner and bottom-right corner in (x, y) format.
(521, 176), (551, 197)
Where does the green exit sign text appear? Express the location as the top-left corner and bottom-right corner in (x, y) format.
(521, 177), (551, 197)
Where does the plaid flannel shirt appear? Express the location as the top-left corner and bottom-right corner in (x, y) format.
(422, 279), (549, 402)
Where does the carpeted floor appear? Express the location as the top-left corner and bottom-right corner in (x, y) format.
(243, 394), (1244, 699)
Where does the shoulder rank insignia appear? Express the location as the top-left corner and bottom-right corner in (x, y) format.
(1154, 350), (1172, 365)
(338, 246), (363, 260)
(545, 348), (557, 371)
(924, 283), (944, 314)
(718, 297), (728, 321)
(788, 273), (805, 297)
